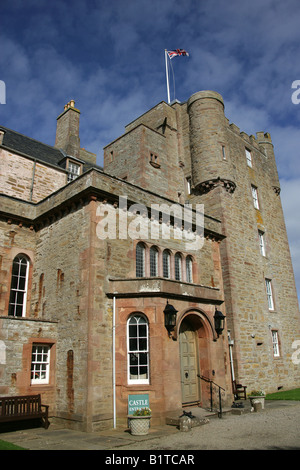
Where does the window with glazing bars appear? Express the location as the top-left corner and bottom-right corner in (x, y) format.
(163, 250), (170, 278)
(246, 149), (252, 167)
(31, 344), (50, 384)
(175, 253), (182, 281)
(251, 185), (259, 209)
(8, 255), (29, 317)
(272, 331), (280, 357)
(127, 315), (149, 384)
(150, 246), (158, 277)
(186, 256), (193, 283)
(265, 279), (274, 310)
(136, 243), (145, 277)
(258, 231), (266, 256)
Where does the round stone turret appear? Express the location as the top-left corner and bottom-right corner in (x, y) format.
(187, 91), (236, 194)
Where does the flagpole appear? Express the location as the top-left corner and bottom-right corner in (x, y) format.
(165, 49), (170, 104)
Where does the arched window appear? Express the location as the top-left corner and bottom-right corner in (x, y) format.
(163, 250), (171, 278)
(127, 314), (149, 384)
(150, 246), (158, 277)
(136, 243), (145, 277)
(174, 253), (182, 281)
(8, 254), (29, 317)
(186, 256), (193, 283)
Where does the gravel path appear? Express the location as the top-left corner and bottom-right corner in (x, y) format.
(120, 401), (300, 450)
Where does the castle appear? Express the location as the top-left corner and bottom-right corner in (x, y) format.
(0, 90), (299, 431)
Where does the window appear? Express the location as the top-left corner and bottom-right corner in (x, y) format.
(67, 161), (81, 182)
(251, 185), (259, 209)
(175, 253), (182, 281)
(8, 255), (29, 317)
(246, 149), (252, 167)
(186, 256), (193, 283)
(163, 250), (171, 278)
(186, 177), (192, 194)
(258, 231), (266, 256)
(271, 331), (280, 357)
(265, 279), (274, 310)
(31, 344), (50, 384)
(127, 315), (149, 384)
(136, 243), (145, 277)
(222, 146), (226, 160)
(150, 246), (158, 277)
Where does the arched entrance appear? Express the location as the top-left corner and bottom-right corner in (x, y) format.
(179, 317), (201, 405)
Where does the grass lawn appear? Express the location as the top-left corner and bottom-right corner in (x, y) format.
(0, 439), (27, 450)
(266, 388), (300, 400)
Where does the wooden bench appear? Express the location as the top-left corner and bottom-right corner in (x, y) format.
(0, 394), (49, 429)
(232, 380), (247, 400)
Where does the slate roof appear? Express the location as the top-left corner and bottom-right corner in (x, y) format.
(0, 125), (102, 173)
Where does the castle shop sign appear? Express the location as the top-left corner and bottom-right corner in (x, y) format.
(128, 394), (149, 415)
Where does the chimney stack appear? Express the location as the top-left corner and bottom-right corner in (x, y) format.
(55, 100), (80, 158)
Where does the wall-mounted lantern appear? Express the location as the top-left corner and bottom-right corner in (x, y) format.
(163, 301), (178, 338)
(214, 307), (226, 337)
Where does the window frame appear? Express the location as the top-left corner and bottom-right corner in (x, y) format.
(258, 230), (266, 256)
(186, 255), (193, 283)
(136, 242), (146, 277)
(265, 278), (274, 310)
(150, 246), (159, 277)
(246, 148), (252, 167)
(174, 252), (182, 281)
(30, 344), (51, 385)
(163, 249), (171, 279)
(271, 330), (280, 357)
(127, 314), (150, 385)
(8, 254), (30, 317)
(251, 185), (259, 209)
(67, 161), (81, 182)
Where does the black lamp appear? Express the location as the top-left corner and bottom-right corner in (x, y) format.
(214, 307), (226, 337)
(163, 301), (178, 337)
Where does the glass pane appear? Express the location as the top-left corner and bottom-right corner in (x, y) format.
(138, 324), (147, 337)
(138, 337), (147, 351)
(129, 338), (138, 351)
(129, 325), (137, 337)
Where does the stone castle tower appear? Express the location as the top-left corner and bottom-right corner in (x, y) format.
(104, 90), (299, 392)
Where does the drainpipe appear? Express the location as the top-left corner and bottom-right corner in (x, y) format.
(113, 295), (116, 428)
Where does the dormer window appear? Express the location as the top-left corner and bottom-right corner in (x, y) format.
(67, 161), (81, 182)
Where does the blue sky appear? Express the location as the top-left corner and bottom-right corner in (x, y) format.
(1, 0), (300, 301)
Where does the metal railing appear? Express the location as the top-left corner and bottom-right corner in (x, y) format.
(198, 374), (225, 418)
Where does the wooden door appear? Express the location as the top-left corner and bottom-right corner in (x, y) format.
(179, 320), (200, 404)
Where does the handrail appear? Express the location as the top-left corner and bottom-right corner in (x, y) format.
(198, 374), (225, 418)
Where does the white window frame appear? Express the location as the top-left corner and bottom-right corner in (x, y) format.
(246, 148), (252, 167)
(67, 161), (81, 182)
(31, 344), (50, 384)
(8, 255), (29, 317)
(271, 330), (280, 357)
(251, 185), (259, 209)
(258, 231), (266, 256)
(127, 315), (149, 385)
(265, 279), (274, 310)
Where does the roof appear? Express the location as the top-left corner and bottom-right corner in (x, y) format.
(0, 125), (102, 173)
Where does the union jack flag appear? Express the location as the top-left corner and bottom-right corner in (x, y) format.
(167, 49), (189, 59)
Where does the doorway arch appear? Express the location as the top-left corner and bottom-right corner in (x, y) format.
(178, 312), (213, 406)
